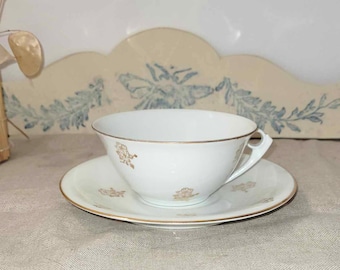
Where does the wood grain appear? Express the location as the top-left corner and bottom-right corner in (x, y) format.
(0, 83), (10, 162)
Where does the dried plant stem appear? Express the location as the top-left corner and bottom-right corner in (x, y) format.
(7, 118), (29, 140)
(0, 83), (10, 162)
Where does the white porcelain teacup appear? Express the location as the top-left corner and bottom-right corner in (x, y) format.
(92, 109), (272, 208)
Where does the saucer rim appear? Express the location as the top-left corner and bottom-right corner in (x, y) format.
(59, 155), (298, 225)
(60, 184), (297, 225)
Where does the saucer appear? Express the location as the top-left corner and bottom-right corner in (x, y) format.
(59, 156), (297, 229)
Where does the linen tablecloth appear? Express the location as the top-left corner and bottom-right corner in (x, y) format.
(1, 135), (339, 269)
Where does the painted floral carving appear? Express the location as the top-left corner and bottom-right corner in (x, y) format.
(173, 187), (199, 201)
(115, 142), (137, 169)
(119, 63), (213, 109)
(4, 78), (109, 131)
(119, 63), (340, 134)
(218, 77), (340, 134)
(4, 63), (339, 135)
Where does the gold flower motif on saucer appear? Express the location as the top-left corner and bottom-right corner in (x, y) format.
(98, 187), (126, 198)
(231, 181), (256, 193)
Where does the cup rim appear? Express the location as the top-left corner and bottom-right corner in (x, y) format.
(92, 109), (258, 144)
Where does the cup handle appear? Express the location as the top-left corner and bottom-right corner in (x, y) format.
(224, 129), (273, 184)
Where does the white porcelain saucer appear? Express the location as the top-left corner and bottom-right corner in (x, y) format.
(60, 156), (297, 229)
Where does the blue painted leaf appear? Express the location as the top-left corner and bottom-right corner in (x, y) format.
(178, 71), (197, 84)
(24, 122), (37, 129)
(40, 105), (49, 115)
(255, 116), (266, 130)
(260, 101), (271, 111)
(236, 102), (245, 116)
(305, 116), (323, 123)
(286, 122), (301, 132)
(154, 64), (171, 81)
(4, 94), (17, 118)
(10, 94), (21, 107)
(71, 111), (86, 129)
(311, 112), (324, 118)
(297, 110), (304, 117)
(5, 111), (16, 118)
(275, 107), (286, 118)
(257, 122), (265, 130)
(215, 79), (225, 92)
(235, 89), (251, 96)
(173, 68), (197, 84)
(305, 99), (316, 111)
(119, 74), (154, 98)
(225, 88), (233, 104)
(42, 121), (54, 132)
(328, 98), (340, 109)
(243, 111), (254, 121)
(146, 64), (159, 81)
(242, 96), (261, 106)
(260, 101), (276, 113)
(25, 105), (37, 117)
(59, 117), (70, 130)
(288, 107), (299, 118)
(270, 121), (283, 134)
(50, 100), (67, 114)
(319, 94), (327, 106)
(189, 85), (214, 99)
(42, 126), (51, 132)
(2, 90), (8, 101)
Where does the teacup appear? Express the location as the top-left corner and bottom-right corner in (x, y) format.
(92, 109), (272, 208)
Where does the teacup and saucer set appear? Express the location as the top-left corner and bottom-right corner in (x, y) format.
(60, 109), (297, 229)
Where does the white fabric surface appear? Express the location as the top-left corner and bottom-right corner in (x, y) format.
(0, 135), (339, 270)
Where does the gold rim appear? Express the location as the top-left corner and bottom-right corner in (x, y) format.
(92, 124), (258, 144)
(91, 110), (258, 144)
(59, 172), (298, 225)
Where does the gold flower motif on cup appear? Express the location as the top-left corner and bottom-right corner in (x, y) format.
(115, 142), (137, 169)
(173, 187), (199, 201)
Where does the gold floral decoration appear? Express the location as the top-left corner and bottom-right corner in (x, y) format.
(231, 181), (256, 193)
(257, 197), (274, 204)
(173, 187), (199, 201)
(98, 188), (126, 198)
(115, 142), (137, 169)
